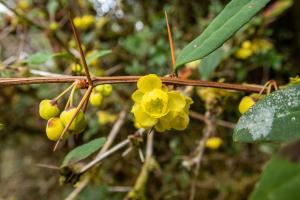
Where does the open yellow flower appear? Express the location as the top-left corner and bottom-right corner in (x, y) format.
(131, 74), (193, 132)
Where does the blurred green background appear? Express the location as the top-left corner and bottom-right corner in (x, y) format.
(0, 0), (299, 199)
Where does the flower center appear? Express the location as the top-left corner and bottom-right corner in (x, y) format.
(141, 89), (168, 118)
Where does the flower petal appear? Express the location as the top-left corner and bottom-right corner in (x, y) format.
(168, 91), (186, 111)
(132, 90), (144, 103)
(137, 74), (162, 93)
(171, 111), (190, 131)
(132, 104), (157, 128)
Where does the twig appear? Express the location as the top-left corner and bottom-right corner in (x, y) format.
(146, 129), (154, 159)
(107, 186), (132, 193)
(189, 111), (235, 129)
(0, 76), (265, 93)
(53, 86), (93, 151)
(189, 111), (215, 200)
(97, 110), (127, 155)
(66, 139), (131, 199)
(35, 163), (60, 170)
(125, 129), (155, 199)
(65, 111), (128, 200)
(30, 69), (66, 77)
(65, 176), (90, 200)
(80, 139), (130, 173)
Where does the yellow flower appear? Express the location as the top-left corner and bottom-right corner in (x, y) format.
(131, 74), (193, 132)
(252, 39), (273, 53)
(81, 15), (94, 30)
(18, 0), (29, 10)
(235, 48), (253, 59)
(235, 40), (253, 59)
(206, 137), (223, 150)
(73, 15), (94, 30)
(97, 111), (117, 125)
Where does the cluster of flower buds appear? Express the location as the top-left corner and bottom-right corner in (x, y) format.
(39, 99), (87, 141)
(89, 84), (112, 107)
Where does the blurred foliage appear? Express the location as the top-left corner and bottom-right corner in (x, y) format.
(0, 0), (299, 199)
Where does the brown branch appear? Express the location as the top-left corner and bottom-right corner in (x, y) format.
(0, 76), (264, 93)
(189, 111), (235, 129)
(189, 110), (215, 200)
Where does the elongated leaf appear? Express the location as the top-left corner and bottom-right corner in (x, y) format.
(86, 50), (111, 66)
(61, 137), (106, 167)
(250, 155), (300, 200)
(24, 51), (54, 65)
(176, 0), (270, 69)
(233, 84), (300, 142)
(199, 47), (224, 80)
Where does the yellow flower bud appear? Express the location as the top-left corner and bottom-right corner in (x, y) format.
(238, 96), (256, 114)
(89, 92), (103, 107)
(73, 17), (82, 29)
(39, 99), (60, 120)
(102, 84), (112, 96)
(235, 48), (253, 59)
(97, 111), (117, 125)
(235, 40), (253, 59)
(46, 118), (64, 141)
(60, 108), (87, 132)
(71, 63), (82, 73)
(18, 0), (29, 10)
(49, 22), (59, 31)
(206, 137), (223, 150)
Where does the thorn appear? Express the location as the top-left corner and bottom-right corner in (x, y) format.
(69, 13), (93, 86)
(165, 11), (177, 75)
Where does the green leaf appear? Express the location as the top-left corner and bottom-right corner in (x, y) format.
(24, 51), (54, 65)
(250, 155), (300, 200)
(86, 50), (111, 66)
(61, 137), (106, 167)
(175, 0), (270, 69)
(47, 0), (59, 18)
(233, 84), (300, 142)
(199, 47), (224, 80)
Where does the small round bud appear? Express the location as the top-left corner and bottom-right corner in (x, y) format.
(71, 63), (82, 74)
(73, 17), (82, 29)
(238, 96), (256, 114)
(49, 22), (59, 31)
(89, 92), (103, 106)
(60, 108), (87, 133)
(102, 84), (112, 96)
(39, 99), (60, 120)
(94, 85), (104, 93)
(46, 118), (64, 141)
(205, 137), (223, 150)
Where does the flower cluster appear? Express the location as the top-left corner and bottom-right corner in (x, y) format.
(39, 100), (87, 141)
(131, 74), (193, 132)
(89, 84), (113, 107)
(73, 15), (95, 30)
(235, 39), (273, 60)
